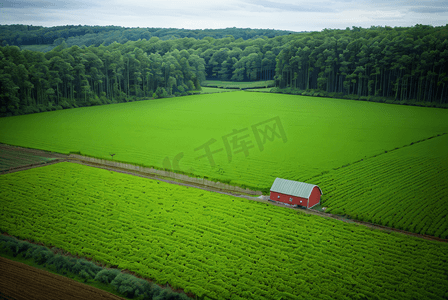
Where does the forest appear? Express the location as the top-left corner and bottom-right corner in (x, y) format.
(0, 24), (447, 117)
(0, 25), (296, 48)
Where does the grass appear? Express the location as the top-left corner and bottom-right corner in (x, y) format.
(1, 162), (447, 300)
(245, 88), (272, 92)
(313, 133), (448, 237)
(1, 92), (446, 190)
(197, 87), (236, 94)
(201, 80), (275, 89)
(1, 91), (447, 234)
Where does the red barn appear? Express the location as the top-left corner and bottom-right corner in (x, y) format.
(269, 178), (322, 209)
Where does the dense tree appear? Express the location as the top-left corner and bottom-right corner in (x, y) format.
(1, 24), (447, 116)
(0, 38), (207, 116)
(274, 25), (448, 104)
(0, 25), (295, 49)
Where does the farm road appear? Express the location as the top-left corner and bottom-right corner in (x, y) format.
(1, 143), (446, 243)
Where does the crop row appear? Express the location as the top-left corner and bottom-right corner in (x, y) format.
(0, 149), (55, 171)
(1, 162), (448, 299)
(314, 134), (448, 238)
(2, 92), (448, 192)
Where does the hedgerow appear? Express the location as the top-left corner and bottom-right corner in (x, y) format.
(95, 268), (121, 284)
(0, 235), (191, 299)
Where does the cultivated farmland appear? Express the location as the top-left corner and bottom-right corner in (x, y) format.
(315, 133), (448, 237)
(1, 162), (447, 300)
(0, 92), (446, 191)
(0, 256), (125, 300)
(0, 92), (447, 235)
(0, 147), (59, 171)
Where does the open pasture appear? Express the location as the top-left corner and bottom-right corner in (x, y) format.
(0, 92), (446, 191)
(201, 80), (275, 89)
(1, 162), (447, 300)
(0, 92), (447, 235)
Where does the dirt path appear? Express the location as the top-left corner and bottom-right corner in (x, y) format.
(1, 143), (446, 243)
(0, 256), (125, 300)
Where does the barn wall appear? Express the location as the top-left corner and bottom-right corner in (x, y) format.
(270, 191), (307, 207)
(308, 186), (321, 208)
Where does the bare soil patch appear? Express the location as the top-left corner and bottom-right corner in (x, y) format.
(0, 256), (125, 300)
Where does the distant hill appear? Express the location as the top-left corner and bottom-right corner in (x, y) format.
(0, 25), (298, 51)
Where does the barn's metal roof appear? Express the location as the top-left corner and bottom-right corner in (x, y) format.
(270, 178), (322, 199)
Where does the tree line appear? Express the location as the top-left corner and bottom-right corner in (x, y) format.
(0, 32), (292, 116)
(1, 25), (447, 117)
(274, 25), (448, 104)
(0, 25), (295, 48)
(0, 41), (205, 115)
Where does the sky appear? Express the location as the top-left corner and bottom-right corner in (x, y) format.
(1, 0), (447, 32)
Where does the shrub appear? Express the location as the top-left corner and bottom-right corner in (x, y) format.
(23, 244), (39, 259)
(153, 289), (190, 300)
(22, 106), (40, 114)
(16, 240), (33, 256)
(0, 240), (17, 256)
(72, 258), (102, 279)
(46, 254), (69, 272)
(156, 87), (168, 98)
(32, 247), (54, 265)
(36, 104), (49, 112)
(79, 269), (92, 281)
(94, 268), (121, 284)
(89, 96), (102, 106)
(100, 95), (111, 104)
(111, 273), (154, 299)
(328, 92), (344, 99)
(59, 99), (73, 109)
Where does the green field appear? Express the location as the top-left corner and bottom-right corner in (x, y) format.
(315, 134), (448, 237)
(201, 80), (275, 89)
(0, 91), (447, 235)
(1, 162), (447, 300)
(199, 87), (236, 94)
(246, 88), (272, 92)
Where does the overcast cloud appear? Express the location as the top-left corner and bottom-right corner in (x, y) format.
(1, 0), (447, 31)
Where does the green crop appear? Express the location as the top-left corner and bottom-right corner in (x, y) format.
(201, 80), (274, 89)
(314, 133), (448, 237)
(1, 92), (447, 235)
(0, 92), (447, 191)
(1, 162), (447, 299)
